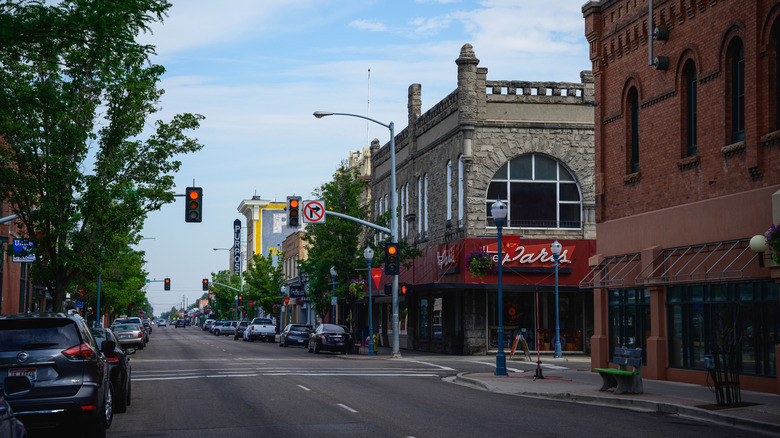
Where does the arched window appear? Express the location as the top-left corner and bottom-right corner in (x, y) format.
(728, 38), (745, 143)
(423, 173), (429, 235)
(446, 160), (452, 223)
(627, 87), (639, 173)
(417, 176), (422, 235)
(458, 155), (464, 226)
(486, 154), (582, 229)
(683, 60), (698, 157)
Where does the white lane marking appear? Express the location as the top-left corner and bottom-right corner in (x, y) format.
(404, 360), (455, 371)
(133, 373), (440, 382)
(338, 403), (358, 413)
(471, 361), (525, 373)
(297, 385), (311, 392)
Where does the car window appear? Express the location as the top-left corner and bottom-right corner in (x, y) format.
(321, 324), (345, 333)
(0, 319), (81, 352)
(113, 324), (138, 331)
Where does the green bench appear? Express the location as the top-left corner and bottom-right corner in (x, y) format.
(593, 347), (643, 394)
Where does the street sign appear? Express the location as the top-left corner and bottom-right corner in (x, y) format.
(331, 295), (337, 305)
(145, 279), (151, 284)
(303, 200), (326, 223)
(76, 300), (83, 309)
(12, 239), (35, 262)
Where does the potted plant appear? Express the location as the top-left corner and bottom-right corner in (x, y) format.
(348, 279), (367, 301)
(466, 249), (494, 277)
(767, 223), (780, 264)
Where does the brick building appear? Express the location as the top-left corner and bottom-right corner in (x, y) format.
(0, 205), (33, 314)
(582, 0), (780, 394)
(368, 44), (596, 355)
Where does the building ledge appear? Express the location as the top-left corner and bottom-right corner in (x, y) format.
(677, 155), (700, 170)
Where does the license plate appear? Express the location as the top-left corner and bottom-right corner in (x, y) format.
(297, 339), (304, 343)
(119, 334), (132, 339)
(9, 368), (36, 380)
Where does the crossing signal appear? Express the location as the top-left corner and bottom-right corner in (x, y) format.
(185, 187), (203, 223)
(287, 196), (301, 228)
(202, 279), (209, 291)
(164, 278), (171, 291)
(384, 282), (412, 296)
(384, 242), (400, 275)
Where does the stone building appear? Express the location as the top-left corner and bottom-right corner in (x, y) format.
(582, 0), (780, 394)
(368, 44), (596, 355)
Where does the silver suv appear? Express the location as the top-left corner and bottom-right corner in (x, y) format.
(213, 321), (238, 336)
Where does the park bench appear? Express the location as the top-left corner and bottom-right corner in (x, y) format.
(593, 347), (643, 394)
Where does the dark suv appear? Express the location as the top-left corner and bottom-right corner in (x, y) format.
(0, 312), (114, 437)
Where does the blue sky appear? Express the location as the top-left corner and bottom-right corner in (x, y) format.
(134, 0), (591, 314)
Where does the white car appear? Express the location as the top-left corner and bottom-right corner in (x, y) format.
(157, 319), (167, 327)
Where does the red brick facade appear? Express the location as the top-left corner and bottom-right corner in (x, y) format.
(584, 0), (780, 394)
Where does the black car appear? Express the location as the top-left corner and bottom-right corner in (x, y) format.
(90, 328), (133, 414)
(174, 319), (186, 328)
(0, 312), (114, 437)
(279, 324), (312, 347)
(234, 321), (249, 340)
(308, 324), (352, 354)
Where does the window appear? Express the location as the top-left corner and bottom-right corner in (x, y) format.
(417, 177), (422, 235)
(667, 281), (779, 377)
(485, 154), (582, 229)
(458, 155), (464, 225)
(608, 288), (650, 361)
(683, 60), (698, 156)
(627, 87), (639, 173)
(423, 173), (429, 235)
(728, 38), (745, 143)
(775, 22), (780, 130)
(446, 160), (452, 223)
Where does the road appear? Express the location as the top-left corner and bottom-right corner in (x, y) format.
(93, 325), (755, 438)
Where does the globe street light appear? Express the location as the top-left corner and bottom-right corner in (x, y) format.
(491, 197), (508, 376)
(551, 240), (563, 358)
(364, 246), (376, 356)
(315, 110), (401, 358)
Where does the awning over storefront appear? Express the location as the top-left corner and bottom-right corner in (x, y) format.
(580, 238), (763, 289)
(637, 238), (760, 284)
(579, 253), (642, 288)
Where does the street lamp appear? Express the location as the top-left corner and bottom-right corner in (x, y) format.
(314, 110), (401, 358)
(551, 240), (563, 358)
(330, 266), (338, 324)
(491, 197), (508, 376)
(364, 246), (376, 356)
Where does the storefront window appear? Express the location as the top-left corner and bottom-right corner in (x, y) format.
(607, 288), (650, 361)
(667, 281), (779, 377)
(432, 298), (443, 340)
(419, 299), (429, 339)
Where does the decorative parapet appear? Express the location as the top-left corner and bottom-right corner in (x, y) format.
(485, 79), (594, 105)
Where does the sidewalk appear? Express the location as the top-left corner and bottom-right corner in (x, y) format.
(354, 348), (780, 435)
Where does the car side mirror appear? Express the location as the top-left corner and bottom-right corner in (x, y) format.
(101, 340), (117, 352)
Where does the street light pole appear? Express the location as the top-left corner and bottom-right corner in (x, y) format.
(314, 111), (401, 358)
(551, 240), (563, 358)
(491, 198), (508, 376)
(364, 246), (376, 356)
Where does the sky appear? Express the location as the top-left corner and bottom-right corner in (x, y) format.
(133, 0), (592, 315)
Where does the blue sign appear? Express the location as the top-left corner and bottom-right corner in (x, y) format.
(12, 239), (35, 262)
(76, 300), (83, 309)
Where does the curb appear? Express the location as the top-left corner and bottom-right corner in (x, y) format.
(454, 374), (780, 436)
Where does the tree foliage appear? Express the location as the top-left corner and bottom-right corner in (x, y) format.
(299, 163), (370, 333)
(207, 270), (242, 320)
(244, 251), (285, 317)
(0, 1), (204, 311)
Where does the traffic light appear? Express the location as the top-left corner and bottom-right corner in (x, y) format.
(237, 295), (243, 306)
(384, 242), (400, 275)
(286, 196), (301, 228)
(202, 279), (209, 291)
(185, 187), (203, 223)
(164, 278), (171, 291)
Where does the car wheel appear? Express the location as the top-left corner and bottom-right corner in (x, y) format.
(248, 334), (254, 342)
(88, 383), (112, 437)
(126, 375), (131, 407)
(313, 340), (320, 354)
(138, 342), (144, 350)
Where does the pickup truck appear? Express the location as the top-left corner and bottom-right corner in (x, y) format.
(245, 318), (276, 342)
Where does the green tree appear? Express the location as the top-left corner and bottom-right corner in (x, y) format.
(299, 163), (369, 335)
(208, 270), (242, 320)
(0, 0), (204, 311)
(244, 252), (284, 317)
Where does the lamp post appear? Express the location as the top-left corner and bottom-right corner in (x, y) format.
(551, 240), (563, 358)
(491, 198), (508, 376)
(364, 246), (376, 356)
(330, 266), (338, 324)
(314, 111), (401, 358)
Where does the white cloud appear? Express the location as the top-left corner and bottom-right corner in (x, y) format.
(349, 19), (388, 32)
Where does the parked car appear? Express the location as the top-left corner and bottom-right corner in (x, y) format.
(91, 328), (133, 414)
(245, 318), (276, 342)
(214, 321), (238, 337)
(202, 319), (216, 331)
(111, 323), (146, 350)
(174, 319), (186, 328)
(308, 324), (352, 354)
(112, 317), (148, 344)
(0, 394), (27, 438)
(279, 324), (312, 347)
(0, 312), (114, 436)
(209, 320), (227, 335)
(234, 321), (249, 340)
